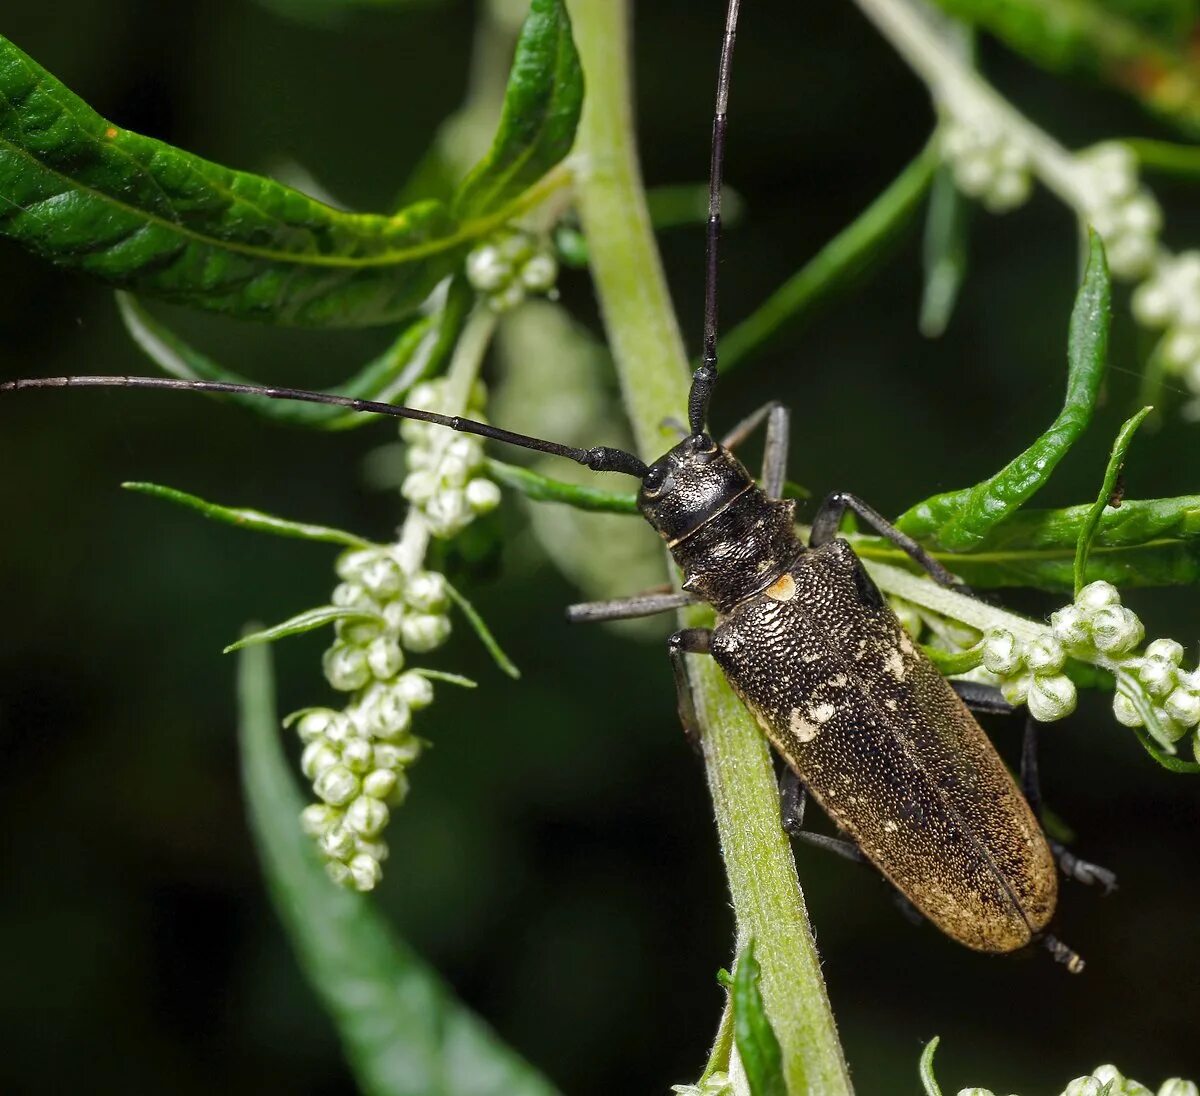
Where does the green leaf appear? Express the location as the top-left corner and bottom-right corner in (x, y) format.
(1126, 137), (1200, 179)
(644, 183), (744, 232)
(918, 1037), (944, 1096)
(719, 143), (936, 373)
(453, 0), (582, 218)
(123, 481), (376, 546)
(237, 642), (560, 1096)
(896, 230), (1111, 551)
(486, 459), (639, 513)
(1131, 725), (1200, 773)
(411, 668), (478, 688)
(921, 644), (983, 675)
(919, 162), (971, 338)
(1074, 406), (1153, 596)
(0, 35), (568, 326)
(445, 580), (521, 680)
(224, 606), (378, 653)
(732, 941), (787, 1096)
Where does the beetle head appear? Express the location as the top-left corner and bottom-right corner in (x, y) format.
(637, 433), (754, 543)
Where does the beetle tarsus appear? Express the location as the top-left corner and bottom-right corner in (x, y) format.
(1043, 934), (1086, 974)
(1051, 841), (1118, 894)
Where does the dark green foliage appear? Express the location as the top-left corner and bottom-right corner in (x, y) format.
(732, 942), (787, 1096)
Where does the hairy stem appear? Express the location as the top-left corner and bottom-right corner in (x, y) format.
(568, 2), (852, 1092)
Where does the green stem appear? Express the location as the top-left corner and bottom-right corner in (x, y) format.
(568, 3), (851, 1092)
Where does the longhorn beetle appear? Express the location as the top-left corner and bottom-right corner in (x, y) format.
(1, 0), (1114, 970)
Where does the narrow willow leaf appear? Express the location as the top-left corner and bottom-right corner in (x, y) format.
(719, 143), (936, 373)
(1127, 137), (1200, 179)
(445, 580), (521, 679)
(896, 230), (1110, 550)
(453, 0), (582, 218)
(1132, 725), (1200, 773)
(237, 643), (560, 1096)
(486, 459), (639, 513)
(1074, 406), (1153, 596)
(919, 162), (971, 337)
(0, 34), (568, 326)
(411, 668), (478, 688)
(117, 293), (433, 427)
(918, 1037), (944, 1096)
(1116, 670), (1180, 751)
(732, 942), (787, 1096)
(224, 606), (378, 653)
(123, 482), (375, 547)
(921, 644), (983, 675)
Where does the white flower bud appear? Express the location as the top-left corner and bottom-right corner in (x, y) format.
(1077, 580), (1121, 611)
(400, 612), (452, 652)
(402, 468), (439, 505)
(319, 824), (356, 862)
(519, 252), (558, 292)
(956, 1089), (996, 1096)
(341, 737), (374, 773)
(1146, 638), (1185, 664)
(315, 765), (360, 807)
(1138, 657), (1178, 698)
(1112, 691), (1145, 728)
(363, 768), (399, 801)
(465, 245), (511, 292)
(300, 803), (340, 836)
(331, 581), (372, 609)
(364, 690), (412, 740)
(1194, 729), (1200, 765)
(984, 170), (1030, 212)
(335, 548), (381, 582)
(355, 836), (389, 863)
(465, 477), (502, 514)
(1090, 605), (1144, 655)
(438, 452), (473, 489)
(1164, 687), (1200, 728)
(982, 628), (1023, 676)
(424, 488), (471, 535)
(382, 600), (407, 634)
(1123, 194), (1162, 235)
(1092, 1067), (1125, 1087)
(888, 597), (923, 640)
(366, 635), (404, 680)
(497, 231), (535, 265)
(1159, 1081), (1200, 1096)
(1000, 672), (1031, 707)
(1028, 674), (1077, 722)
(446, 435), (480, 462)
(395, 671), (435, 709)
(325, 860), (352, 887)
(1165, 327), (1200, 369)
(405, 571), (448, 613)
(323, 642), (371, 691)
(1108, 233), (1158, 280)
(1050, 605), (1092, 648)
(345, 795), (390, 837)
(488, 282), (526, 313)
(1025, 635), (1066, 675)
(295, 708), (345, 743)
(1132, 280), (1174, 327)
(336, 615), (384, 646)
(1062, 1079), (1104, 1096)
(374, 741), (422, 771)
(359, 556), (405, 599)
(347, 852), (383, 892)
(301, 741), (341, 780)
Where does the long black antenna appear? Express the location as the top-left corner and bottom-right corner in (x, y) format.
(0, 375), (649, 477)
(687, 0), (742, 438)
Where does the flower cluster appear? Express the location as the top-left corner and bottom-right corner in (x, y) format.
(671, 1073), (731, 1096)
(293, 544), (454, 890)
(939, 111), (1032, 213)
(1133, 250), (1200, 403)
(1073, 143), (1162, 280)
(401, 379), (502, 538)
(953, 1066), (1195, 1096)
(980, 626), (1077, 722)
(465, 228), (559, 312)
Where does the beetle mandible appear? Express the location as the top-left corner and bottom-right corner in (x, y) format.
(1, 0), (1114, 969)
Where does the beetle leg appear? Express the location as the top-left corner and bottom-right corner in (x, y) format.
(951, 680), (1016, 715)
(1021, 718), (1118, 893)
(668, 628), (713, 749)
(720, 401), (790, 499)
(809, 491), (966, 591)
(567, 591), (697, 624)
(1042, 934), (1086, 975)
(778, 769), (867, 861)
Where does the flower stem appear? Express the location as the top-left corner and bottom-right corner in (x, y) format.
(568, 2), (852, 1092)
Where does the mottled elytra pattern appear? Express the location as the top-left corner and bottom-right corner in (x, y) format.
(710, 539), (1057, 953)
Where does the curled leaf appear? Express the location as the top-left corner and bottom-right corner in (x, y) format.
(732, 941), (787, 1096)
(123, 482), (375, 546)
(897, 230), (1111, 550)
(224, 606), (378, 653)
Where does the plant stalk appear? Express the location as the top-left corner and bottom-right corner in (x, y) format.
(567, 2), (852, 1092)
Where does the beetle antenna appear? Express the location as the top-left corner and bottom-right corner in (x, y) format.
(0, 375), (650, 478)
(687, 0), (742, 437)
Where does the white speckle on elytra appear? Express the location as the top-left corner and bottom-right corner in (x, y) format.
(809, 701), (836, 724)
(884, 648), (906, 681)
(883, 820), (898, 833)
(829, 673), (848, 687)
(898, 631), (916, 655)
(788, 707), (820, 743)
(801, 650), (821, 663)
(884, 698), (898, 711)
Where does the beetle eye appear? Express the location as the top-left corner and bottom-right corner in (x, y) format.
(642, 465), (670, 497)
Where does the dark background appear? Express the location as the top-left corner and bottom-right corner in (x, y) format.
(1, 1), (1198, 1093)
